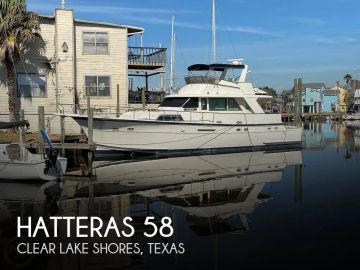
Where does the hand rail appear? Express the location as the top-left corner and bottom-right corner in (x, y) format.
(128, 46), (166, 65)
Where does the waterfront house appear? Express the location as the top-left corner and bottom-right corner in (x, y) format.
(0, 7), (166, 134)
(322, 89), (339, 113)
(328, 85), (347, 112)
(301, 83), (324, 113)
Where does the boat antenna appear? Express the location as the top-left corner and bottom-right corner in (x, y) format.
(212, 0), (216, 63)
(170, 15), (176, 93)
(61, 0), (66, 8)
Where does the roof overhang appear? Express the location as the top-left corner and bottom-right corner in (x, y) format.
(38, 14), (144, 36)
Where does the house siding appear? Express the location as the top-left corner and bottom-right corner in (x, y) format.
(302, 86), (323, 113)
(75, 25), (128, 111)
(0, 8), (135, 134)
(323, 94), (338, 112)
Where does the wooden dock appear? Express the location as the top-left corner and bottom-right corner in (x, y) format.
(282, 112), (346, 122)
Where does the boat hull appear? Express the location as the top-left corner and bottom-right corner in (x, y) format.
(0, 144), (67, 181)
(345, 112), (360, 121)
(72, 116), (302, 155)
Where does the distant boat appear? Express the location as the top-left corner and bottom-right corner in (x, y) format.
(345, 112), (360, 120)
(345, 104), (360, 120)
(0, 144), (67, 181)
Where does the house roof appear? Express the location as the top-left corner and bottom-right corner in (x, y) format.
(39, 13), (144, 35)
(323, 89), (338, 96)
(301, 83), (325, 90)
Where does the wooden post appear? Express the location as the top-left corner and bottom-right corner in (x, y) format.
(142, 72), (148, 110)
(20, 109), (25, 144)
(87, 106), (94, 176)
(87, 104), (94, 211)
(88, 176), (94, 216)
(294, 78), (302, 125)
(142, 87), (146, 110)
(87, 95), (91, 115)
(87, 107), (93, 147)
(60, 115), (65, 156)
(116, 84), (120, 117)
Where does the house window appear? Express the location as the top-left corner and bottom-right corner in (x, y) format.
(17, 73), (46, 97)
(83, 32), (109, 54)
(85, 76), (110, 97)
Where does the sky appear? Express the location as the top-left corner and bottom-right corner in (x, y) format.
(27, 0), (360, 91)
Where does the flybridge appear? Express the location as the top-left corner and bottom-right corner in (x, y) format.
(185, 60), (250, 85)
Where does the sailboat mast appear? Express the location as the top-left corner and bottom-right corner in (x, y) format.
(170, 15), (176, 93)
(212, 0), (216, 63)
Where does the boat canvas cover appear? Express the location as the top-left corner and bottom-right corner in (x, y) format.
(188, 63), (245, 72)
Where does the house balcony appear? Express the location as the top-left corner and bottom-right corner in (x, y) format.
(128, 46), (167, 71)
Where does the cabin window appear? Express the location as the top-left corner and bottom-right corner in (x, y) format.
(228, 98), (241, 111)
(157, 115), (184, 121)
(17, 73), (46, 97)
(83, 32), (109, 54)
(159, 97), (189, 107)
(209, 98), (227, 111)
(201, 98), (208, 110)
(222, 69), (242, 82)
(85, 76), (111, 97)
(183, 98), (199, 109)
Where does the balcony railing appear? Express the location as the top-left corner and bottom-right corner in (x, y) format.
(129, 90), (165, 104)
(128, 46), (166, 70)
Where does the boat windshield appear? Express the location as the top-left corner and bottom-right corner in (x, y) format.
(185, 63), (245, 85)
(185, 70), (222, 85)
(159, 97), (189, 107)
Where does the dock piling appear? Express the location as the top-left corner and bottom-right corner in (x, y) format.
(294, 78), (303, 126)
(60, 115), (65, 156)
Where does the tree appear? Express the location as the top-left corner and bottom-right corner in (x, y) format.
(0, 0), (43, 123)
(260, 86), (277, 97)
(344, 74), (353, 88)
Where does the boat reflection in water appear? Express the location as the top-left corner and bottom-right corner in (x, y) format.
(0, 149), (302, 270)
(73, 150), (302, 235)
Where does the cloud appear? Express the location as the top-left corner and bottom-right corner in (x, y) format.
(294, 17), (327, 26)
(27, 2), (198, 15)
(218, 25), (281, 37)
(118, 14), (279, 36)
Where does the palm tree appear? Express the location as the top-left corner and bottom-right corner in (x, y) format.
(0, 0), (42, 123)
(344, 74), (353, 88)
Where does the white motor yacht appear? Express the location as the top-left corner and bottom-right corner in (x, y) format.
(65, 61), (302, 154)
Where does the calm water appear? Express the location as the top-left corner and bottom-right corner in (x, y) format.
(1, 121), (360, 270)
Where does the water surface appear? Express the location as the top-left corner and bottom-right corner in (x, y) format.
(1, 122), (359, 269)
